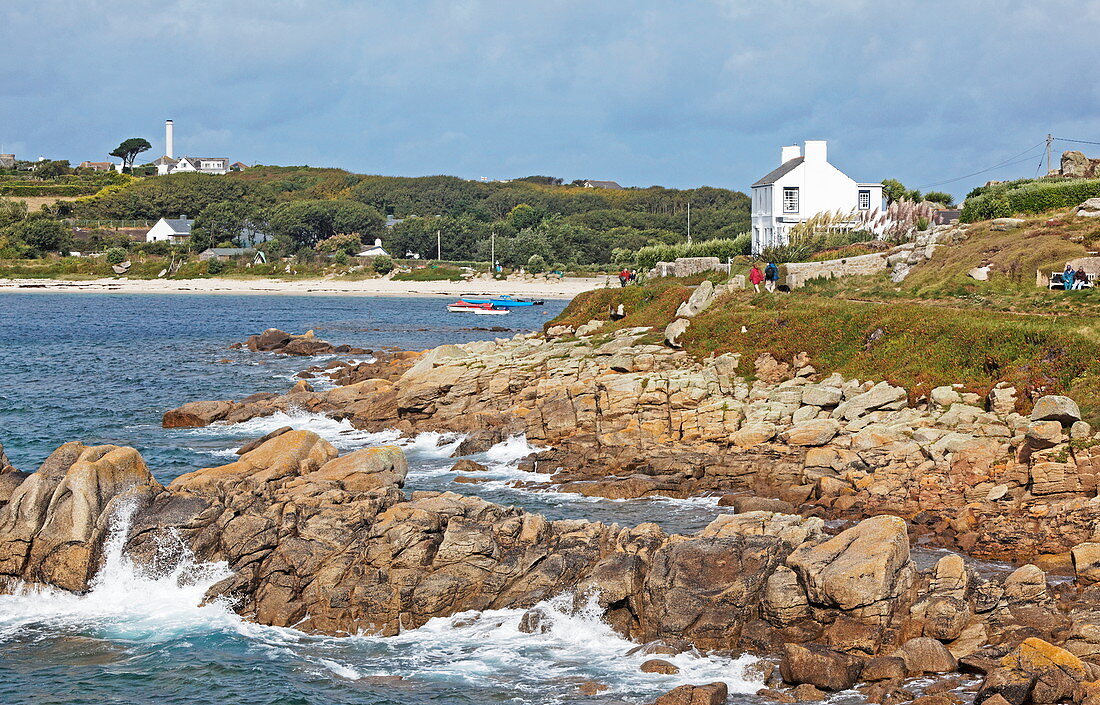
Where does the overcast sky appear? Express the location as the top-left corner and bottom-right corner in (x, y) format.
(3, 1), (1098, 198)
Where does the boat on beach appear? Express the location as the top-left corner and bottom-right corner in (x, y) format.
(446, 301), (510, 315)
(459, 293), (544, 307)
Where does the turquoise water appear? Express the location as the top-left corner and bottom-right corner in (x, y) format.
(0, 293), (759, 705)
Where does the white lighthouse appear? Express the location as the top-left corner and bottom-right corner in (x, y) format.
(165, 119), (174, 159)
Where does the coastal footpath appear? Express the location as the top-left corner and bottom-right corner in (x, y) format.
(7, 300), (1100, 702)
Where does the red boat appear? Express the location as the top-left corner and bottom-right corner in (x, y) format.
(446, 301), (509, 315)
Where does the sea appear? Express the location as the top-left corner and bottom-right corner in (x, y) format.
(0, 293), (763, 705)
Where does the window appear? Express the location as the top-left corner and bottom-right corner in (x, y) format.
(782, 187), (799, 214)
(858, 189), (871, 210)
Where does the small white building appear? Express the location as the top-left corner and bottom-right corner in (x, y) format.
(159, 157), (229, 176)
(356, 238), (389, 257)
(750, 141), (883, 254)
(145, 217), (193, 243)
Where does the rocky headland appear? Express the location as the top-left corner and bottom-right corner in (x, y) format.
(9, 311), (1100, 704)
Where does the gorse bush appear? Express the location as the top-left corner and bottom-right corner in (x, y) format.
(104, 247), (127, 265)
(962, 178), (1100, 222)
(633, 235), (750, 270)
(372, 254), (394, 274)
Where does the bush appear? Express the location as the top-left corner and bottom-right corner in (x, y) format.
(633, 235), (751, 270)
(206, 258), (226, 275)
(961, 178), (1100, 222)
(332, 250), (349, 265)
(372, 254), (394, 274)
(924, 191), (955, 207)
(104, 247), (127, 265)
(527, 254), (547, 272)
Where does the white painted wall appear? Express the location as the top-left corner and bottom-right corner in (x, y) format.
(750, 141), (884, 254)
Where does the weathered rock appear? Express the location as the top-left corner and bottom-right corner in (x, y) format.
(780, 643), (864, 691)
(1076, 197), (1100, 218)
(781, 420), (840, 447)
(162, 400), (236, 428)
(896, 637), (958, 675)
(862, 656), (907, 682)
(835, 382), (908, 421)
(665, 318), (691, 348)
(763, 566), (811, 627)
(1030, 396), (1081, 425)
(651, 682), (728, 705)
(676, 280), (716, 318)
(791, 683), (825, 701)
(786, 516), (913, 622)
(236, 426), (294, 455)
(1025, 421), (1062, 450)
(1072, 543), (1100, 583)
(641, 658), (680, 674)
(977, 638), (1088, 705)
(451, 458), (489, 473)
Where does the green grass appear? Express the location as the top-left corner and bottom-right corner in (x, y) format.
(392, 265), (466, 281)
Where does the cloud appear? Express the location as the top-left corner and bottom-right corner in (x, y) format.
(1, 0), (1098, 197)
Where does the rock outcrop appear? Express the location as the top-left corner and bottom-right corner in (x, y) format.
(236, 328), (367, 356)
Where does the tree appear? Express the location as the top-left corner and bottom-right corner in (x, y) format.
(33, 160), (71, 179)
(268, 199), (383, 249)
(193, 202), (251, 247)
(109, 138), (152, 172)
(13, 217), (72, 256)
(104, 247), (128, 265)
(508, 203), (545, 231)
(923, 191), (955, 207)
(0, 198), (28, 228)
(372, 254), (394, 274)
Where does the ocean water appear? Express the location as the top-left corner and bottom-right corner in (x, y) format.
(0, 293), (762, 705)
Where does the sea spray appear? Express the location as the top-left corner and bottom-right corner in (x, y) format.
(0, 502), (236, 642)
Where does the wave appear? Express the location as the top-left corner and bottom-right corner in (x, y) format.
(0, 502), (237, 643)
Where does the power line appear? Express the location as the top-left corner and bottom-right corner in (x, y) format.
(1055, 137), (1100, 146)
(915, 142), (1046, 189)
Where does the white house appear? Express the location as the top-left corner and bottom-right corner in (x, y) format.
(145, 217), (193, 243)
(160, 156), (228, 175)
(750, 141), (883, 254)
(356, 238), (389, 257)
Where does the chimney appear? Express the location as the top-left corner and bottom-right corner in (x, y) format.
(803, 140), (827, 163)
(374, 238), (383, 247)
(780, 145), (801, 164)
(166, 119), (174, 159)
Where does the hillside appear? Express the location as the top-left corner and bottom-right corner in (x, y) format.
(550, 208), (1100, 422)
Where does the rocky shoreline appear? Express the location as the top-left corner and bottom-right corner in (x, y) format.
(8, 322), (1100, 704)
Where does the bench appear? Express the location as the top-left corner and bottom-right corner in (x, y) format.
(1049, 272), (1098, 289)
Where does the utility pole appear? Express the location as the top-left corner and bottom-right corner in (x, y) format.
(1046, 134), (1054, 175)
(687, 202), (692, 245)
(437, 229), (441, 261)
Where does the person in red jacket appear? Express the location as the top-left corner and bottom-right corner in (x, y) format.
(749, 263), (765, 293)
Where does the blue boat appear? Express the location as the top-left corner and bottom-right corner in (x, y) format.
(460, 293), (543, 307)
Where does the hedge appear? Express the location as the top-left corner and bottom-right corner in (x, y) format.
(962, 178), (1100, 222)
(633, 235), (751, 270)
(0, 184), (100, 196)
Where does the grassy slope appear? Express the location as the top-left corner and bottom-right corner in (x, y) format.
(550, 211), (1100, 422)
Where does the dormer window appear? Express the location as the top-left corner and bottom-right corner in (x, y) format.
(858, 189), (871, 210)
(783, 187), (799, 214)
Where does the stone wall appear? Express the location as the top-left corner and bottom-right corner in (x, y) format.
(782, 252), (890, 289)
(648, 257), (728, 279)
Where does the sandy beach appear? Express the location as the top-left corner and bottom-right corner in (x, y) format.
(0, 275), (611, 299)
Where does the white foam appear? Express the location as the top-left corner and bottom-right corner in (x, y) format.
(185, 410), (402, 452)
(362, 592), (763, 695)
(484, 435), (548, 466)
(0, 502), (237, 643)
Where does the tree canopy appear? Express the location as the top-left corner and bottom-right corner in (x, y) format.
(110, 138), (152, 172)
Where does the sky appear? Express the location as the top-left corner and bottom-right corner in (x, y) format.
(2, 0), (1099, 199)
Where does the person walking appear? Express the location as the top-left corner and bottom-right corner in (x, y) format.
(764, 262), (779, 293)
(618, 268), (630, 287)
(1075, 267), (1089, 290)
(749, 263), (765, 293)
(1063, 263), (1076, 292)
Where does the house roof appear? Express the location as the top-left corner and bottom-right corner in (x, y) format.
(158, 217), (193, 235)
(752, 157), (804, 187)
(584, 180), (622, 189)
(152, 156), (176, 166)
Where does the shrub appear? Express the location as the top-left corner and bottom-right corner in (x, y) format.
(206, 258), (226, 275)
(961, 178), (1100, 222)
(633, 236), (750, 270)
(527, 254), (547, 272)
(372, 254), (394, 274)
(924, 191), (955, 207)
(104, 247), (127, 265)
(916, 216), (930, 231)
(332, 250), (349, 265)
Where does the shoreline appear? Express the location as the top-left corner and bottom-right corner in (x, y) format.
(0, 275), (609, 298)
